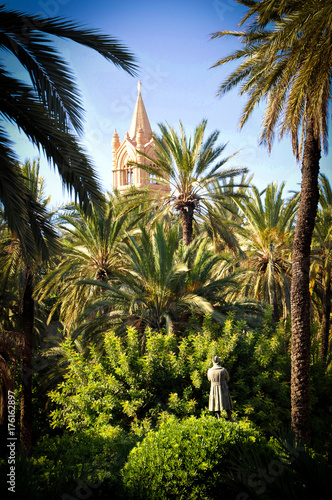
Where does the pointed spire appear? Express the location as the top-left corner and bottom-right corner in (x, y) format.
(112, 130), (120, 167)
(112, 129), (120, 146)
(128, 81), (152, 141)
(112, 129), (120, 158)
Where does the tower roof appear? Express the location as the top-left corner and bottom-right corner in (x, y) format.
(128, 81), (152, 141)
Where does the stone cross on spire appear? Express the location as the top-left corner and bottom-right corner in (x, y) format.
(138, 80), (142, 95)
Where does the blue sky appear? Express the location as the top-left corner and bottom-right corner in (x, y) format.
(3, 0), (331, 206)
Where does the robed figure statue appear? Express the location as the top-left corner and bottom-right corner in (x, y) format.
(207, 355), (234, 420)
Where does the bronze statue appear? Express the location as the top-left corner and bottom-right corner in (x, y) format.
(207, 355), (234, 420)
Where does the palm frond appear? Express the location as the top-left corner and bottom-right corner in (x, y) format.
(0, 6), (137, 133)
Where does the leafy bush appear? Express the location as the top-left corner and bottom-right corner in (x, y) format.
(48, 314), (292, 435)
(183, 310), (292, 431)
(48, 327), (197, 432)
(0, 426), (138, 499)
(47, 312), (332, 456)
(223, 431), (332, 499)
(122, 415), (271, 499)
(122, 416), (332, 500)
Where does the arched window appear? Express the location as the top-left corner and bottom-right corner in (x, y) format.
(126, 168), (134, 185)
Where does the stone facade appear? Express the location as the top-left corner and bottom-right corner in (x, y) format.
(112, 82), (170, 196)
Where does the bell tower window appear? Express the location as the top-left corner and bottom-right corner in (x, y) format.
(149, 173), (158, 185)
(126, 168), (134, 185)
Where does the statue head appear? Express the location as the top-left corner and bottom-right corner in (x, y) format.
(212, 355), (221, 365)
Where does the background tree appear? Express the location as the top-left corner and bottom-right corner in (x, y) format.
(71, 223), (244, 341)
(0, 5), (137, 258)
(0, 160), (56, 451)
(36, 193), (136, 334)
(234, 182), (299, 323)
(211, 0), (332, 443)
(310, 174), (332, 361)
(200, 174), (251, 255)
(128, 119), (247, 245)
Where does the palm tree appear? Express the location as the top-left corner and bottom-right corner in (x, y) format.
(128, 119), (248, 245)
(201, 173), (252, 255)
(310, 174), (332, 360)
(36, 193), (136, 333)
(72, 223), (242, 342)
(0, 5), (137, 258)
(211, 0), (332, 442)
(0, 160), (56, 451)
(234, 182), (299, 323)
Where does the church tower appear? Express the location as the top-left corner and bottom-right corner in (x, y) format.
(112, 82), (170, 195)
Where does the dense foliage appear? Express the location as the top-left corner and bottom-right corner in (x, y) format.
(2, 413), (330, 499)
(46, 313), (332, 456)
(0, 0), (332, 490)
(0, 159), (331, 499)
(123, 416), (332, 500)
(0, 426), (138, 499)
(123, 416), (267, 499)
(212, 0), (332, 443)
(47, 315), (290, 431)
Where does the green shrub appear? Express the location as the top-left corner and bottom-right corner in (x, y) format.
(0, 426), (138, 499)
(48, 315), (292, 434)
(47, 313), (332, 456)
(122, 416), (332, 500)
(48, 327), (200, 432)
(223, 431), (332, 499)
(122, 415), (270, 499)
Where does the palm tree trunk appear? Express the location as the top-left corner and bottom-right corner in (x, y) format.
(268, 274), (280, 324)
(290, 120), (320, 444)
(20, 268), (34, 453)
(320, 269), (331, 361)
(180, 205), (194, 245)
(268, 248), (279, 323)
(272, 287), (280, 324)
(281, 284), (289, 323)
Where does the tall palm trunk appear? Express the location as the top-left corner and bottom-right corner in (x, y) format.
(290, 120), (320, 444)
(272, 284), (280, 324)
(268, 247), (280, 323)
(320, 268), (331, 360)
(180, 205), (194, 245)
(20, 268), (34, 453)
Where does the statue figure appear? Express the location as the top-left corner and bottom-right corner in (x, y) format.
(207, 355), (234, 421)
